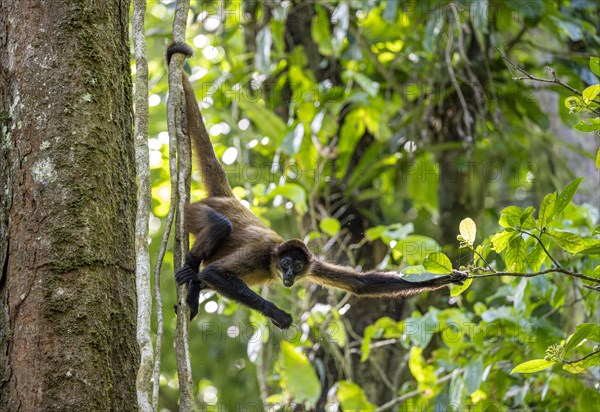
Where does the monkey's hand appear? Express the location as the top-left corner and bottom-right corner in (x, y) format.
(175, 254), (202, 285)
(269, 307), (293, 329)
(448, 271), (468, 285)
(175, 264), (199, 285)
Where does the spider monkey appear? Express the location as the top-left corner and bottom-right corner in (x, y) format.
(167, 43), (467, 329)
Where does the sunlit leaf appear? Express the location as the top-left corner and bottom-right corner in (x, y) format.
(547, 230), (584, 254)
(538, 192), (556, 229)
(450, 278), (473, 297)
(582, 84), (600, 104)
(409, 347), (437, 394)
(591, 56), (600, 77)
(311, 5), (333, 56)
(499, 206), (525, 229)
(320, 217), (341, 237)
(526, 242), (546, 272)
(423, 252), (453, 274)
(576, 238), (600, 254)
(511, 359), (555, 374)
(491, 230), (515, 253)
(279, 342), (321, 404)
(563, 363), (586, 374)
(459, 218), (477, 246)
(505, 237), (526, 272)
(555, 177), (583, 216)
(574, 117), (600, 132)
(337, 381), (376, 411)
(565, 323), (600, 354)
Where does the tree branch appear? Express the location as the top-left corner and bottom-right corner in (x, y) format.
(463, 267), (600, 285)
(561, 349), (600, 365)
(496, 46), (600, 114)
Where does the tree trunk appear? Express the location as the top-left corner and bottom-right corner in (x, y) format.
(0, 1), (138, 410)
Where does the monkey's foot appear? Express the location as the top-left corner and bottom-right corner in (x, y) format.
(270, 309), (293, 329)
(175, 263), (199, 285)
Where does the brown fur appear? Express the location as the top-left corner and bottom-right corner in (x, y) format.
(168, 43), (465, 327)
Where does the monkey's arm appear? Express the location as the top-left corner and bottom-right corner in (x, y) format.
(177, 244), (292, 328)
(198, 263), (292, 329)
(307, 261), (466, 297)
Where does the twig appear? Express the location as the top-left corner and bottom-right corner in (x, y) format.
(445, 19), (473, 138)
(561, 349), (600, 365)
(374, 371), (456, 412)
(496, 47), (600, 114)
(520, 229), (561, 269)
(464, 267), (600, 284)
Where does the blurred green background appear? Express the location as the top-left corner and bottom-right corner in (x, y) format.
(139, 1), (600, 410)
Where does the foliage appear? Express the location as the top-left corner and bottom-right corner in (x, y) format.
(141, 0), (600, 410)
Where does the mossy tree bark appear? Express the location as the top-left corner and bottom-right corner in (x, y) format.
(0, 1), (138, 410)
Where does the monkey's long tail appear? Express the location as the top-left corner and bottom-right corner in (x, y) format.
(167, 43), (234, 198)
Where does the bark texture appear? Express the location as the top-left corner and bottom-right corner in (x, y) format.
(0, 1), (138, 410)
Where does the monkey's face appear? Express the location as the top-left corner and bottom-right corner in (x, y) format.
(278, 248), (309, 287)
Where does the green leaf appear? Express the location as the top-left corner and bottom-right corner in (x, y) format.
(423, 252), (453, 274)
(238, 100), (286, 143)
(337, 381), (376, 411)
(361, 325), (375, 362)
(464, 357), (483, 395)
(409, 346), (437, 387)
(526, 242), (546, 272)
(574, 117), (600, 132)
(320, 217), (341, 237)
(311, 5), (333, 56)
(555, 177), (583, 217)
(269, 183), (307, 213)
(449, 370), (464, 406)
(547, 230), (584, 254)
(565, 323), (600, 354)
(597, 147), (600, 170)
(520, 206), (536, 229)
(562, 363), (586, 374)
(593, 265), (600, 278)
(281, 123), (305, 155)
(450, 277), (473, 297)
(591, 56), (600, 77)
(505, 237), (527, 272)
(571, 351), (600, 369)
(499, 206), (525, 229)
(538, 192), (557, 229)
(279, 342), (321, 404)
(511, 359), (555, 374)
(459, 218), (477, 246)
(577, 238), (600, 255)
(582, 84), (600, 104)
(352, 72), (380, 97)
(491, 230), (516, 253)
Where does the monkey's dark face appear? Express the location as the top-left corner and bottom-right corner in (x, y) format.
(278, 248), (309, 287)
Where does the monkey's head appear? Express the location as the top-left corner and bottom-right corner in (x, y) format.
(275, 239), (312, 287)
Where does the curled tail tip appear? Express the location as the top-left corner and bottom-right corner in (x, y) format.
(166, 43), (194, 65)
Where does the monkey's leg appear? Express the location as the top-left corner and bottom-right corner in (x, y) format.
(175, 204), (232, 319)
(199, 265), (293, 329)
